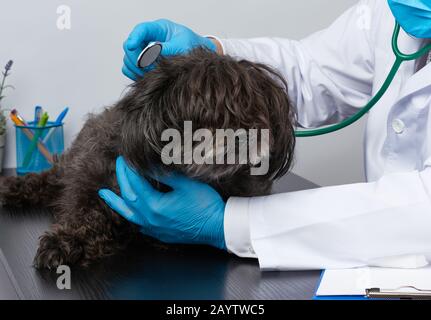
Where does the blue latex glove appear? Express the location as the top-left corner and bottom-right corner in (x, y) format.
(122, 19), (217, 80)
(99, 157), (227, 250)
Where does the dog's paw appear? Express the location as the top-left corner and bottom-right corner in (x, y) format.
(34, 232), (83, 270)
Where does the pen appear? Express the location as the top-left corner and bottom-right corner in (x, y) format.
(13, 108), (49, 146)
(54, 107), (69, 124)
(10, 112), (26, 127)
(12, 109), (30, 127)
(34, 106), (42, 124)
(23, 112), (50, 167)
(9, 111), (54, 164)
(42, 107), (68, 144)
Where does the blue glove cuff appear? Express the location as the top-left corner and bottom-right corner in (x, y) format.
(201, 201), (227, 250)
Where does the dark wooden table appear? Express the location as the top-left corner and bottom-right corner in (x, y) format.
(0, 169), (321, 300)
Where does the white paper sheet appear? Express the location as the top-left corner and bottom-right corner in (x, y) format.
(316, 266), (431, 296)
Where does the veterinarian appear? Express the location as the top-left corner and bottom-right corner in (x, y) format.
(99, 0), (431, 270)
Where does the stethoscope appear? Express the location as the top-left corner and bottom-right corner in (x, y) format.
(137, 22), (431, 138)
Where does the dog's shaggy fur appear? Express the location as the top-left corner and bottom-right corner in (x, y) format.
(0, 49), (296, 269)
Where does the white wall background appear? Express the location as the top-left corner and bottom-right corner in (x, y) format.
(0, 0), (364, 186)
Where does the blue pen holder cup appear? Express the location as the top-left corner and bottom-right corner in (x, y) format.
(15, 121), (64, 175)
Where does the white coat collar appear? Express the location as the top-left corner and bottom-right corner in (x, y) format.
(397, 36), (431, 101)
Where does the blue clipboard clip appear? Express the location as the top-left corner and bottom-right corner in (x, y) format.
(366, 287), (431, 300)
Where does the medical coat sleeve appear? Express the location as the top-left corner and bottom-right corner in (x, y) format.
(220, 0), (431, 269)
(224, 169), (431, 270)
(219, 0), (377, 128)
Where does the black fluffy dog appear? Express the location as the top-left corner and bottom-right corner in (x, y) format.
(0, 49), (296, 269)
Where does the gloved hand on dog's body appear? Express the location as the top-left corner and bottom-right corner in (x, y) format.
(99, 157), (227, 250)
(123, 19), (218, 80)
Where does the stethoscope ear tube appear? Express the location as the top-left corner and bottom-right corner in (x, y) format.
(295, 22), (431, 138)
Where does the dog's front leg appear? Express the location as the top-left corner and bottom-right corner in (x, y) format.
(34, 197), (137, 269)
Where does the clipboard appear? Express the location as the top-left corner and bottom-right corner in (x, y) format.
(314, 269), (431, 300)
(314, 271), (368, 300)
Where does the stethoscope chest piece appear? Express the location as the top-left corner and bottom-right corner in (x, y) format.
(137, 42), (162, 68)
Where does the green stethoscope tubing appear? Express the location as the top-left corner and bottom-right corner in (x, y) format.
(295, 22), (431, 138)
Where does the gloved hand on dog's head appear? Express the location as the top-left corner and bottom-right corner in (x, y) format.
(99, 157), (227, 250)
(122, 19), (217, 80)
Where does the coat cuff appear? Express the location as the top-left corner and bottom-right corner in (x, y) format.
(205, 35), (226, 54)
(218, 39), (238, 57)
(224, 197), (257, 258)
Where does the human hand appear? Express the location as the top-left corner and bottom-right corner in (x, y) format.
(99, 157), (227, 250)
(122, 19), (217, 80)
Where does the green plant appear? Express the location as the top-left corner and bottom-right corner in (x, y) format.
(0, 112), (6, 136)
(0, 60), (14, 136)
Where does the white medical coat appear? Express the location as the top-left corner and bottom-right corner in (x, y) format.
(220, 0), (431, 270)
